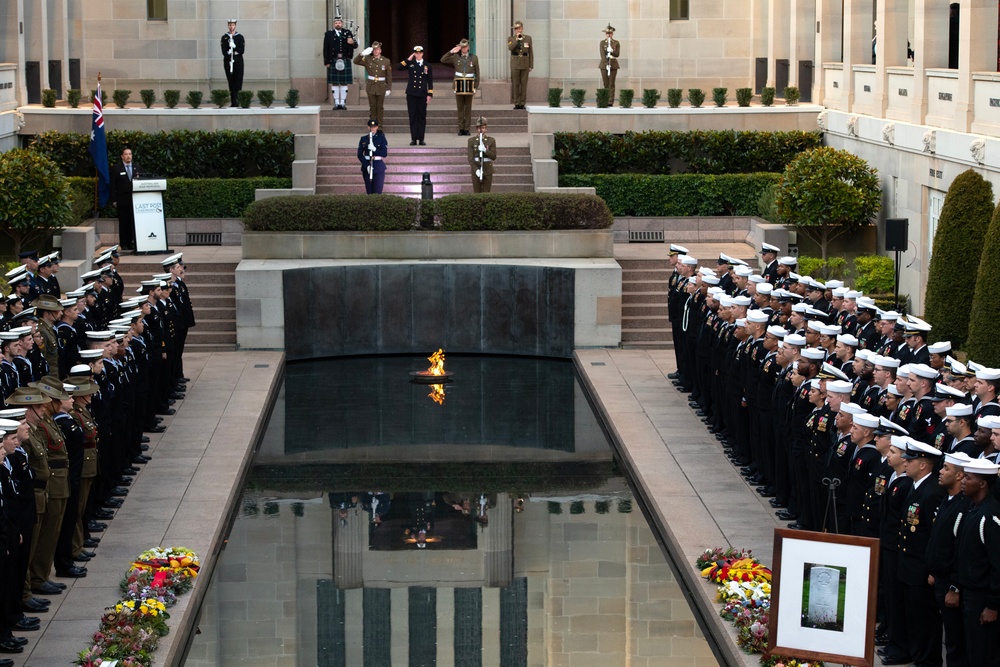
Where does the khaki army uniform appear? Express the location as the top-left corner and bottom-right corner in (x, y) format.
(36, 319), (58, 373)
(507, 29), (533, 107)
(599, 36), (621, 104)
(441, 49), (480, 134)
(468, 130), (497, 193)
(353, 51), (393, 126)
(70, 404), (99, 557)
(27, 414), (68, 590)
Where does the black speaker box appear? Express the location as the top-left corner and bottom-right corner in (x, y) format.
(885, 218), (908, 252)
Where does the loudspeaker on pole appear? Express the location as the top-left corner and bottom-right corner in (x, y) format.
(885, 218), (908, 252)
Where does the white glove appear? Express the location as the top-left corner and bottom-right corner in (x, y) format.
(385, 90), (391, 96)
(362, 47), (373, 56)
(478, 140), (486, 152)
(475, 168), (483, 180)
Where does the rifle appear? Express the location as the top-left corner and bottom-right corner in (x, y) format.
(367, 133), (376, 182)
(477, 133), (485, 182)
(227, 34), (236, 74)
(606, 37), (613, 78)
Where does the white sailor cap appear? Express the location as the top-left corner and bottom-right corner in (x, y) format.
(791, 303), (809, 314)
(784, 333), (806, 346)
(79, 349), (104, 359)
(669, 244), (689, 255)
(968, 360), (986, 372)
(748, 275), (765, 284)
(735, 318), (747, 327)
(944, 451), (973, 467)
(69, 364), (91, 375)
(761, 242), (780, 253)
(80, 269), (102, 281)
(873, 355), (900, 369)
(747, 310), (770, 323)
(831, 287), (848, 298)
(58, 298), (77, 308)
(928, 341), (952, 355)
(756, 283), (773, 295)
(678, 255), (698, 266)
(734, 265), (753, 277)
(778, 256), (798, 266)
(844, 290), (863, 300)
(856, 349), (874, 362)
(807, 320), (825, 333)
(732, 296), (752, 307)
(975, 368), (1000, 381)
(962, 458), (1000, 475)
(826, 280), (844, 289)
(946, 403), (974, 417)
(826, 380), (853, 394)
(161, 253), (183, 268)
(819, 324), (842, 337)
(766, 325), (787, 338)
(897, 364), (911, 378)
(801, 347), (827, 361)
(702, 274), (720, 286)
(909, 363), (939, 380)
(9, 327), (31, 337)
(7, 273), (29, 286)
(841, 402), (865, 415)
(853, 412), (879, 429)
(887, 384), (903, 397)
(978, 415), (1000, 430)
(0, 332), (20, 342)
(4, 266), (25, 279)
(836, 333), (859, 347)
(85, 330), (115, 341)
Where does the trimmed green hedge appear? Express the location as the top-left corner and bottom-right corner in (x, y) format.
(29, 130), (294, 178)
(965, 201), (1000, 365)
(559, 173), (781, 216)
(243, 193), (614, 231)
(553, 130), (822, 175)
(67, 176), (291, 221)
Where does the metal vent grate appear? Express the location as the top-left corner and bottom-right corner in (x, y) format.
(628, 230), (665, 243)
(186, 232), (222, 246)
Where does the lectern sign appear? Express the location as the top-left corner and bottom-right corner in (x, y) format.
(131, 179), (168, 253)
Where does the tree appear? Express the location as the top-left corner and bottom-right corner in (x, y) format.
(0, 149), (74, 256)
(774, 147), (882, 259)
(964, 200), (1000, 364)
(923, 169), (993, 348)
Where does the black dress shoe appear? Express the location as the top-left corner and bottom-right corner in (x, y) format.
(874, 634), (888, 647)
(21, 599), (48, 613)
(91, 512), (113, 523)
(157, 408), (176, 416)
(127, 465), (141, 472)
(84, 537), (100, 548)
(880, 657), (913, 665)
(78, 550), (97, 558)
(118, 477), (133, 486)
(73, 552), (92, 562)
(146, 425), (166, 433)
(695, 410), (706, 417)
(109, 487), (129, 497)
(11, 637), (28, 646)
(787, 523), (806, 530)
(13, 618), (39, 631)
(132, 456), (149, 465)
(30, 583), (61, 595)
(121, 468), (137, 477)
(140, 444), (149, 451)
(776, 511), (797, 520)
(55, 566), (87, 578)
(757, 487), (776, 498)
(768, 499), (786, 508)
(166, 399), (176, 405)
(410, 140), (417, 145)
(180, 377), (191, 382)
(0, 656), (16, 666)
(418, 140), (426, 146)
(48, 581), (66, 590)
(103, 498), (124, 508)
(667, 372), (679, 379)
(0, 638), (23, 653)
(141, 435), (150, 443)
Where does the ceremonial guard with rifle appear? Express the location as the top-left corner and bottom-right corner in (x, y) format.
(354, 41), (393, 126)
(599, 25), (620, 105)
(221, 19), (245, 107)
(441, 39), (480, 136)
(467, 116), (496, 193)
(323, 10), (357, 110)
(358, 119), (388, 195)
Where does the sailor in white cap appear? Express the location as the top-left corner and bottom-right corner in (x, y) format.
(951, 456), (1000, 666)
(898, 316), (932, 366)
(760, 242), (780, 284)
(842, 411), (883, 536)
(399, 45), (433, 145)
(667, 245), (691, 387)
(222, 19), (245, 107)
(942, 403), (979, 457)
(163, 253), (193, 388)
(973, 367), (1000, 419)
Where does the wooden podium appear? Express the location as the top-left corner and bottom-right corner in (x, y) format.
(131, 178), (169, 254)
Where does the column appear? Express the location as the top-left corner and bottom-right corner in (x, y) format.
(751, 0), (770, 92)
(766, 0), (791, 89)
(814, 0), (845, 107)
(789, 0), (817, 92)
(874, 0), (908, 116)
(955, 0), (999, 132)
(842, 0), (874, 111)
(911, 0), (951, 125)
(475, 0), (511, 79)
(46, 0), (68, 96)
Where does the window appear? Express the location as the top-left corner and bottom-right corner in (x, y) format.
(927, 189), (945, 261)
(147, 0), (167, 20)
(670, 0), (689, 20)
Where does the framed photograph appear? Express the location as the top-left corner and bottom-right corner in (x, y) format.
(768, 529), (880, 667)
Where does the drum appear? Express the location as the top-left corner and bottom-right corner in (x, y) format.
(454, 78), (476, 95)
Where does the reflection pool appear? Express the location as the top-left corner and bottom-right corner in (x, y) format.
(183, 356), (719, 666)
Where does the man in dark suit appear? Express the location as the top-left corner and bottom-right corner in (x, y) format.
(109, 148), (139, 251)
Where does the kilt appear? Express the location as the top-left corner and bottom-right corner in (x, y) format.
(327, 59), (354, 85)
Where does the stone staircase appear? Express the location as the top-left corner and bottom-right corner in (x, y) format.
(319, 106), (528, 135)
(316, 146), (534, 196)
(620, 258), (674, 348)
(116, 261), (237, 352)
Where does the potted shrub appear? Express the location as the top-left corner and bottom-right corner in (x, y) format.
(570, 89), (586, 108)
(595, 88), (611, 108)
(41, 89), (57, 108)
(67, 89), (81, 109)
(237, 90), (254, 108)
(210, 89), (230, 108)
(618, 89), (634, 109)
(642, 89), (660, 108)
(688, 88), (705, 108)
(784, 86), (800, 105)
(548, 87), (563, 107)
(164, 90), (181, 109)
(736, 88), (753, 107)
(666, 88), (683, 108)
(185, 90), (203, 108)
(112, 89), (131, 108)
(257, 90), (275, 108)
(284, 89), (300, 108)
(761, 87), (775, 107)
(712, 87), (728, 107)
(140, 89), (156, 108)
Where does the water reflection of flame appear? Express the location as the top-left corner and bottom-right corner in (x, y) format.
(426, 348), (446, 375)
(428, 383), (446, 405)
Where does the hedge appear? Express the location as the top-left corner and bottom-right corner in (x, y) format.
(553, 130), (822, 175)
(242, 193), (613, 232)
(29, 130), (294, 178)
(559, 173), (781, 216)
(923, 169), (993, 348)
(67, 176), (292, 221)
(965, 201), (1000, 365)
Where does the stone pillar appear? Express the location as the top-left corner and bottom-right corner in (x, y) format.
(789, 0), (816, 89)
(47, 0), (68, 96)
(475, 0), (511, 79)
(911, 0), (951, 125)
(874, 0), (908, 116)
(766, 0), (790, 88)
(751, 0), (769, 90)
(842, 0), (875, 111)
(955, 0), (999, 132)
(23, 0), (50, 91)
(814, 0), (845, 107)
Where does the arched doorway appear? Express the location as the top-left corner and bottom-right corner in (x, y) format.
(367, 0), (472, 81)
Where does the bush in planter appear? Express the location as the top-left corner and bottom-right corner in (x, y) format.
(967, 202), (1000, 364)
(185, 90), (203, 108)
(736, 88), (753, 107)
(210, 89), (230, 108)
(784, 86), (800, 105)
(761, 87), (775, 107)
(67, 89), (81, 109)
(164, 90), (181, 109)
(595, 88), (612, 108)
(237, 90), (254, 108)
(41, 89), (57, 108)
(140, 89), (156, 108)
(244, 195), (419, 231)
(570, 89), (586, 108)
(853, 254), (895, 294)
(0, 149), (73, 256)
(90, 89), (107, 107)
(112, 89), (131, 109)
(712, 87), (728, 107)
(666, 89), (683, 108)
(558, 173), (781, 217)
(434, 193), (613, 231)
(642, 89), (660, 108)
(284, 89), (300, 108)
(688, 89), (705, 108)
(923, 169), (994, 347)
(618, 89), (634, 109)
(548, 88), (563, 107)
(257, 90), (275, 108)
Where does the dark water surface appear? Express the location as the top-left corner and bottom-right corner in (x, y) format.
(183, 356), (718, 666)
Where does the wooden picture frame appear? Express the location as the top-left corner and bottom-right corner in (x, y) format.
(767, 528), (880, 667)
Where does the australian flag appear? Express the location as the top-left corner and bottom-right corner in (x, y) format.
(88, 82), (110, 207)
